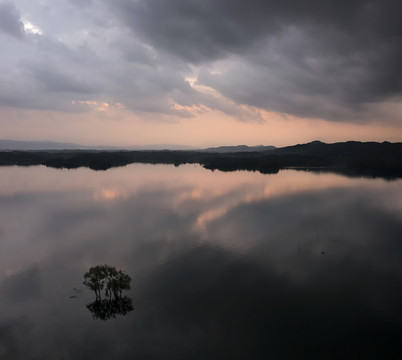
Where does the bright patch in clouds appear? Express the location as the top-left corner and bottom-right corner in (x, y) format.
(22, 19), (42, 34)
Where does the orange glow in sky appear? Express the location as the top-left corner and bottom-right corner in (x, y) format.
(1, 104), (401, 148)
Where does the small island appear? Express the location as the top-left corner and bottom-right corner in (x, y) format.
(83, 265), (134, 321)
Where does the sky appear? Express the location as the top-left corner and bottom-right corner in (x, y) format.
(0, 0), (401, 147)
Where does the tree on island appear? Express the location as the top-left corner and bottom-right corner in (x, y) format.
(83, 265), (134, 320)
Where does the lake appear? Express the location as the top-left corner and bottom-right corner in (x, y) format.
(0, 164), (401, 359)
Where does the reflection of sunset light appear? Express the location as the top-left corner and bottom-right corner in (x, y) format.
(191, 170), (400, 231)
(93, 189), (123, 201)
(261, 172), (352, 200)
(196, 208), (228, 230)
(176, 189), (203, 202)
(102, 190), (119, 199)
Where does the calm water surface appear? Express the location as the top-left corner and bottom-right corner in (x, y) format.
(0, 164), (401, 359)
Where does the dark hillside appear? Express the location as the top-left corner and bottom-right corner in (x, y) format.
(0, 141), (401, 179)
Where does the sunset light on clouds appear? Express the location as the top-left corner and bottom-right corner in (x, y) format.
(1, 0), (401, 147)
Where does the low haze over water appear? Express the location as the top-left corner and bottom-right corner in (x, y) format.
(0, 164), (401, 359)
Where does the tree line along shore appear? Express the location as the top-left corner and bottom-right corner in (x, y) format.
(0, 141), (401, 179)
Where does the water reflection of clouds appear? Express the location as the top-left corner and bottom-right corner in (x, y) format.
(206, 187), (402, 281)
(134, 244), (402, 359)
(93, 189), (127, 201)
(0, 265), (42, 304)
(0, 164), (374, 197)
(196, 207), (228, 230)
(1, 164), (399, 212)
(0, 165), (401, 358)
(0, 165), (401, 275)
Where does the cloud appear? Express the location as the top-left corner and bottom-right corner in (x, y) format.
(0, 2), (212, 117)
(22, 60), (99, 94)
(115, 0), (402, 122)
(114, 0), (286, 63)
(115, 0), (402, 66)
(0, 0), (401, 125)
(0, 1), (24, 39)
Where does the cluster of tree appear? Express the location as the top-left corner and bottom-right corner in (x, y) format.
(83, 265), (131, 301)
(83, 265), (134, 320)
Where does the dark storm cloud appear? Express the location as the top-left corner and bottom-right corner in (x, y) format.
(1, 0), (401, 122)
(0, 1), (24, 39)
(114, 0), (402, 121)
(115, 0), (401, 67)
(114, 0), (366, 63)
(22, 61), (99, 94)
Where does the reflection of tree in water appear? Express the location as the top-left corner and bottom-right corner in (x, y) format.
(86, 296), (134, 321)
(83, 265), (134, 320)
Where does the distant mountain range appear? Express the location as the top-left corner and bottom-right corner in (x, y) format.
(0, 140), (276, 152)
(202, 145), (276, 153)
(273, 140), (401, 157)
(0, 140), (89, 150)
(0, 140), (196, 151)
